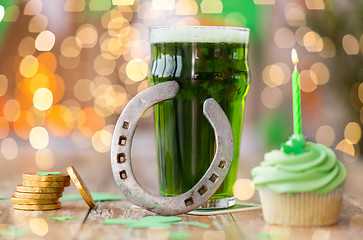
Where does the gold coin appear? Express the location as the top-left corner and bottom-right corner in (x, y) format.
(23, 173), (70, 182)
(13, 202), (61, 211)
(67, 165), (95, 208)
(11, 196), (59, 205)
(16, 185), (64, 193)
(14, 191), (63, 199)
(23, 180), (70, 188)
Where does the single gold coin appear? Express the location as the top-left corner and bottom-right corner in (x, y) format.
(13, 202), (61, 211)
(23, 173), (70, 182)
(23, 180), (70, 188)
(16, 185), (64, 193)
(14, 191), (63, 199)
(11, 196), (59, 205)
(67, 165), (95, 208)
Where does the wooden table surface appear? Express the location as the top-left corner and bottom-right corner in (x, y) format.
(0, 137), (363, 240)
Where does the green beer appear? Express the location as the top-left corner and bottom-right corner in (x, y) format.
(149, 26), (250, 208)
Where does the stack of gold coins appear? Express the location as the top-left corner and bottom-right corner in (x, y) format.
(11, 172), (70, 211)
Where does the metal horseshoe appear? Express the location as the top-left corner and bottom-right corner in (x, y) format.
(111, 81), (234, 216)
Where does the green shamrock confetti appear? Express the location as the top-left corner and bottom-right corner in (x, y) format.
(102, 219), (137, 225)
(0, 226), (29, 238)
(139, 216), (182, 223)
(175, 221), (210, 229)
(257, 232), (286, 239)
(169, 231), (192, 239)
(0, 196), (8, 200)
(36, 172), (61, 176)
(281, 134), (306, 154)
(48, 217), (76, 222)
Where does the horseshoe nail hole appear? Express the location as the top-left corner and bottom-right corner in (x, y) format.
(198, 185), (207, 196)
(218, 160), (226, 169)
(122, 121), (130, 130)
(209, 173), (219, 183)
(120, 170), (127, 179)
(184, 197), (194, 206)
(119, 136), (127, 146)
(117, 153), (126, 163)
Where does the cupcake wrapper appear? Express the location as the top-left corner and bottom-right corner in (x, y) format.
(259, 187), (344, 227)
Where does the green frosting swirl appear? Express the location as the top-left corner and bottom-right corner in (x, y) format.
(251, 141), (346, 194)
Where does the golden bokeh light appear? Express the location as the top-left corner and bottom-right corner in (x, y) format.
(78, 107), (105, 138)
(0, 74), (8, 96)
(92, 130), (112, 153)
(37, 52), (57, 73)
(274, 27), (295, 48)
(359, 83), (363, 104)
(2, 5), (19, 22)
(299, 70), (318, 92)
(342, 34), (359, 55)
(320, 37), (336, 58)
(113, 0), (135, 5)
(303, 31), (323, 52)
(1, 137), (18, 160)
(316, 125), (335, 147)
(175, 0), (198, 15)
(76, 24), (98, 48)
(311, 230), (330, 240)
(152, 0), (175, 10)
(262, 64), (288, 87)
(14, 110), (34, 139)
(61, 36), (82, 58)
(107, 16), (128, 37)
(48, 74), (65, 104)
(0, 117), (9, 139)
(126, 59), (148, 82)
(20, 55), (38, 78)
(261, 87), (283, 109)
(33, 88), (53, 111)
(0, 5), (4, 22)
(233, 179), (255, 201)
(344, 122), (361, 144)
(336, 139), (355, 157)
(305, 0), (325, 10)
(94, 54), (116, 76)
(64, 0), (86, 12)
(35, 148), (55, 170)
(28, 73), (49, 94)
(310, 62), (330, 85)
(100, 37), (123, 59)
(28, 14), (48, 33)
(200, 0), (223, 14)
(18, 37), (36, 57)
(349, 214), (363, 231)
(46, 105), (73, 137)
(35, 30), (56, 51)
(29, 218), (49, 237)
(24, 0), (43, 15)
(284, 4), (306, 27)
(295, 26), (310, 46)
(73, 79), (95, 102)
(3, 99), (21, 122)
(203, 231), (225, 240)
(29, 126), (49, 150)
(101, 9), (122, 28)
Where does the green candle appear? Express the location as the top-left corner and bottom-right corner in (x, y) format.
(291, 49), (302, 135)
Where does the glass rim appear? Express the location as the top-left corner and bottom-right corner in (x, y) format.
(149, 25), (250, 44)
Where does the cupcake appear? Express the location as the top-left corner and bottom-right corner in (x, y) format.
(251, 134), (346, 227)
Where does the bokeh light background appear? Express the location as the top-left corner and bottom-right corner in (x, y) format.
(0, 0), (362, 184)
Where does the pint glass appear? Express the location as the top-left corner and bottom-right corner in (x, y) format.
(149, 26), (250, 208)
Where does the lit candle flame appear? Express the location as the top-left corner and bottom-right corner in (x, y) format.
(291, 48), (299, 66)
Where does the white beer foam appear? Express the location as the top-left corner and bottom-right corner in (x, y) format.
(150, 26), (250, 44)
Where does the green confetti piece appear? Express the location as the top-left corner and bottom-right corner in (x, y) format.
(0, 196), (8, 200)
(169, 231), (192, 239)
(36, 172), (61, 176)
(48, 217), (76, 222)
(126, 221), (171, 229)
(61, 192), (124, 201)
(102, 219), (137, 225)
(175, 221), (210, 229)
(139, 216), (182, 223)
(257, 232), (286, 239)
(0, 226), (29, 238)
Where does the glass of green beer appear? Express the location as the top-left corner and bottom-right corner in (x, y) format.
(149, 26), (250, 208)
